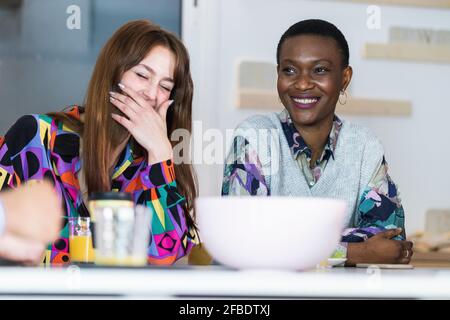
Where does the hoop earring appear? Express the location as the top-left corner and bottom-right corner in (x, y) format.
(339, 90), (348, 105)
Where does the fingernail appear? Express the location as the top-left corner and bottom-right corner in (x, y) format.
(168, 100), (174, 106)
(110, 96), (115, 101)
(109, 91), (116, 96)
(118, 83), (125, 89)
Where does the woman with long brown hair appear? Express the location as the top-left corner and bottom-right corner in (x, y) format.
(0, 20), (198, 265)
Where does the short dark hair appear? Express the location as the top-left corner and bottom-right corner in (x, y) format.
(276, 19), (350, 67)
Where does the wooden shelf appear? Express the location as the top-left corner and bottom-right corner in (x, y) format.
(336, 0), (450, 9)
(237, 89), (412, 117)
(363, 42), (450, 64)
(412, 251), (450, 268)
(336, 97), (411, 116)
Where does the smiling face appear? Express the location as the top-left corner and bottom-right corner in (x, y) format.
(120, 45), (175, 108)
(277, 35), (352, 128)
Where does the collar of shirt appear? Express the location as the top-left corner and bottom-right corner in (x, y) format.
(278, 109), (343, 162)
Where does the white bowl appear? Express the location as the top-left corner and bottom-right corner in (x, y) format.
(196, 197), (347, 271)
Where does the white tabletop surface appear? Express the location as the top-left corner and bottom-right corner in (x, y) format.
(1, 265), (450, 299)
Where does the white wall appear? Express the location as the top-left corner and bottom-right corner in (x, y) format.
(183, 0), (450, 234)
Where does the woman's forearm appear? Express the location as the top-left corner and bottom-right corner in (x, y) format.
(345, 242), (367, 266)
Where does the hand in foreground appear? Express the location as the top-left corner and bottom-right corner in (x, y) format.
(0, 181), (61, 264)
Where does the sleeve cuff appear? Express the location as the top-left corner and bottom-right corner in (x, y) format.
(140, 159), (176, 188)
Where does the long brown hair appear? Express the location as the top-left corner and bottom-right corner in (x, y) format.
(48, 20), (197, 228)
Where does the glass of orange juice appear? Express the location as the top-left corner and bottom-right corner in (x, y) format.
(69, 217), (95, 263)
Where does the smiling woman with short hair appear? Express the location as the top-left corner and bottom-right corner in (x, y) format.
(222, 19), (413, 266)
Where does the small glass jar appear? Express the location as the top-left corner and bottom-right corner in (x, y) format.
(89, 192), (151, 266)
(68, 217), (95, 263)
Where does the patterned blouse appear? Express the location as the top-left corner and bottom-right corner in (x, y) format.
(0, 106), (198, 265)
(222, 109), (405, 257)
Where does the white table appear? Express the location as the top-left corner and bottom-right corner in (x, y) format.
(0, 265), (449, 299)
